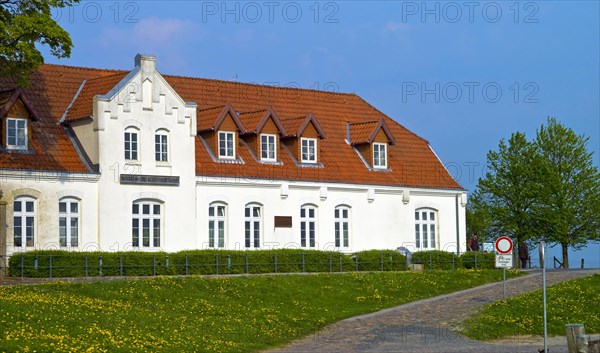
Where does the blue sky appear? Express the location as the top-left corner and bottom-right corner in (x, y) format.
(41, 1), (599, 264)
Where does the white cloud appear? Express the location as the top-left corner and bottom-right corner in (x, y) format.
(382, 21), (411, 34)
(97, 17), (205, 70)
(98, 17), (205, 50)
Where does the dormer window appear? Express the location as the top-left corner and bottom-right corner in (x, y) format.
(373, 142), (387, 169)
(260, 134), (277, 162)
(301, 138), (317, 163)
(218, 131), (235, 159)
(6, 118), (27, 149)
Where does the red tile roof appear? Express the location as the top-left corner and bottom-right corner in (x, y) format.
(350, 119), (396, 145)
(64, 72), (128, 122)
(0, 63), (462, 189)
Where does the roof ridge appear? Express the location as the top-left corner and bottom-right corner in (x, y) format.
(41, 63), (359, 97)
(41, 63), (126, 74)
(162, 73), (358, 97)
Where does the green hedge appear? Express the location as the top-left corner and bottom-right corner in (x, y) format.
(411, 250), (499, 270)
(352, 250), (407, 271)
(8, 249), (367, 278)
(8, 250), (501, 278)
(459, 252), (496, 269)
(412, 250), (458, 270)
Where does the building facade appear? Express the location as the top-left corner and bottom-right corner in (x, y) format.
(0, 54), (467, 259)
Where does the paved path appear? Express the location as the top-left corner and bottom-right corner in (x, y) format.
(264, 269), (600, 353)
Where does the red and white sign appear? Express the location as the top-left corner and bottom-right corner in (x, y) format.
(495, 236), (513, 254)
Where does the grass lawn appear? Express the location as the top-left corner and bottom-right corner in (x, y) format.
(460, 273), (600, 340)
(0, 270), (521, 352)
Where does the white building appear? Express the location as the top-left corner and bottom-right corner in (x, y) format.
(0, 54), (467, 259)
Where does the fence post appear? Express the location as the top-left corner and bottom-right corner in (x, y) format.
(153, 255), (157, 276)
(245, 253), (249, 274)
(339, 255), (343, 272)
(34, 255), (38, 270)
(216, 254), (219, 275)
(452, 253), (455, 270)
(119, 255), (123, 276)
(21, 254), (24, 278)
(185, 255), (189, 276)
(85, 256), (88, 277)
(165, 255), (169, 268)
(49, 255), (52, 279)
(329, 255), (332, 273)
(274, 254), (277, 273)
(99, 256), (103, 277)
(380, 252), (384, 271)
(227, 255), (231, 270)
(302, 253), (305, 273)
(566, 324), (585, 353)
(355, 255), (359, 272)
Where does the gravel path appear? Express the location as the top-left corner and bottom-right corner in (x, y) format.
(264, 269), (600, 353)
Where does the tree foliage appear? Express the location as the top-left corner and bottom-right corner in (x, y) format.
(471, 118), (600, 268)
(0, 0), (79, 87)
(534, 117), (600, 266)
(470, 131), (542, 245)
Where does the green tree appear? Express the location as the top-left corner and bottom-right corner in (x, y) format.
(471, 132), (542, 248)
(0, 0), (79, 87)
(534, 117), (600, 268)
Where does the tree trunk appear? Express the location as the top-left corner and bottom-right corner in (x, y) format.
(562, 242), (569, 269)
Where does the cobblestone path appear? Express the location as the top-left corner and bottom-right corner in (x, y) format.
(264, 269), (600, 353)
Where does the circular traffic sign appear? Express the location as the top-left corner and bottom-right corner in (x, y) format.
(495, 236), (513, 254)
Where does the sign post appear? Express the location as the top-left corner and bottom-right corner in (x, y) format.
(540, 241), (548, 353)
(495, 236), (514, 299)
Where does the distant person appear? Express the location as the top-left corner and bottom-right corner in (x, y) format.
(519, 242), (529, 268)
(468, 233), (480, 252)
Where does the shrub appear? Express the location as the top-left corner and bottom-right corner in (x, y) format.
(460, 252), (496, 269)
(411, 250), (458, 270)
(352, 250), (407, 271)
(8, 249), (357, 278)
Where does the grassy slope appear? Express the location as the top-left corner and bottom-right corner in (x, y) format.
(461, 273), (600, 340)
(0, 270), (522, 353)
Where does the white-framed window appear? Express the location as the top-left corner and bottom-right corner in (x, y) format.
(132, 201), (162, 248)
(334, 206), (350, 248)
(415, 208), (437, 250)
(124, 128), (139, 160)
(155, 130), (168, 162)
(218, 131), (235, 159)
(208, 203), (227, 248)
(301, 138), (317, 163)
(260, 134), (277, 162)
(373, 142), (387, 169)
(6, 118), (28, 149)
(59, 198), (79, 248)
(13, 196), (35, 248)
(300, 205), (317, 248)
(245, 204), (262, 248)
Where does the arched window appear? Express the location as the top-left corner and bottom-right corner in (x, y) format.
(334, 206), (351, 248)
(415, 208), (437, 250)
(300, 205), (317, 248)
(13, 196), (35, 248)
(155, 129), (169, 162)
(208, 203), (227, 248)
(245, 204), (262, 248)
(132, 200), (162, 248)
(59, 198), (79, 248)
(124, 127), (139, 160)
